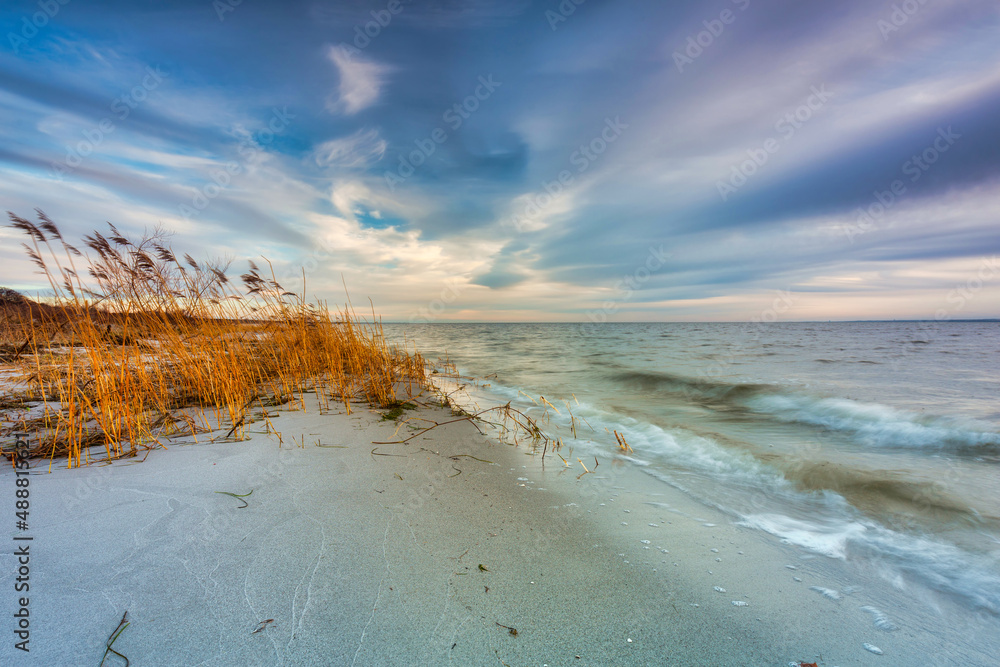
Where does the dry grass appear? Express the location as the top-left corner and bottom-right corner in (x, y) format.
(1, 210), (424, 467)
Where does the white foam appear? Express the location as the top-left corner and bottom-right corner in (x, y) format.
(860, 605), (898, 631)
(431, 360), (1000, 615)
(746, 393), (1000, 451)
(863, 643), (883, 655)
(809, 586), (841, 601)
(739, 513), (867, 559)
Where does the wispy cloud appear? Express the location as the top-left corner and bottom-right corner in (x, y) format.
(313, 128), (386, 169)
(324, 45), (390, 115)
(1, 0), (998, 319)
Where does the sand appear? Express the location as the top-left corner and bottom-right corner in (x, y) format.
(2, 387), (995, 666)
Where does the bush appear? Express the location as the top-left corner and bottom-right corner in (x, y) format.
(0, 287), (25, 304)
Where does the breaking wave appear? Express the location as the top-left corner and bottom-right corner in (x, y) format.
(612, 369), (1000, 454)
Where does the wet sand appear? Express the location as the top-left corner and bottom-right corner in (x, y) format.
(1, 389), (992, 665)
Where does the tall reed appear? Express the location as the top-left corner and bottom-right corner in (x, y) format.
(2, 210), (424, 467)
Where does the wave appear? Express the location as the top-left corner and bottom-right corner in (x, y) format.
(609, 369), (772, 404)
(435, 370), (1000, 616)
(747, 394), (1000, 454)
(780, 460), (981, 522)
(611, 369), (1000, 454)
(816, 359), (881, 364)
(741, 512), (1000, 614)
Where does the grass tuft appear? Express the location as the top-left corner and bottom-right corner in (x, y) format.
(1, 211), (425, 466)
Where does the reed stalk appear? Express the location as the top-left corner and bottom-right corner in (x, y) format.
(1, 211), (424, 466)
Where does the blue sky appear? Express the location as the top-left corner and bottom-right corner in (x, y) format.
(1, 0), (998, 321)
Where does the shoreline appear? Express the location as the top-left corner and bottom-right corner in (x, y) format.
(2, 385), (995, 665)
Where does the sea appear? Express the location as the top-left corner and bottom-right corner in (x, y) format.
(383, 320), (1000, 624)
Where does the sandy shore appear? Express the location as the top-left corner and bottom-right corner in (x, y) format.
(2, 387), (994, 666)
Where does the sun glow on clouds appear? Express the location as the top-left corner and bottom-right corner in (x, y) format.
(1, 1), (998, 320)
(293, 211), (506, 320)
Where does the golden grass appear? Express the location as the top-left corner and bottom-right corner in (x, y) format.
(1, 210), (424, 467)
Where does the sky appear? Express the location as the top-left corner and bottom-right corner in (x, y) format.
(1, 0), (999, 322)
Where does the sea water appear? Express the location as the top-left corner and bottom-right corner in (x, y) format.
(383, 321), (1000, 623)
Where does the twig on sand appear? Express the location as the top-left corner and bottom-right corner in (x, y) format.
(99, 611), (130, 667)
(449, 454), (493, 464)
(495, 621), (518, 636)
(251, 619), (275, 635)
(372, 402), (546, 448)
(371, 415), (483, 445)
(214, 489), (253, 508)
(370, 447), (406, 458)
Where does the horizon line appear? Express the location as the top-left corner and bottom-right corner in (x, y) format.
(380, 319), (1000, 324)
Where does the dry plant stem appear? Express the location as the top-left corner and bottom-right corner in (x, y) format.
(4, 211), (425, 466)
(99, 611), (130, 667)
(613, 429), (633, 453)
(370, 447), (406, 458)
(449, 454), (492, 464)
(371, 415), (484, 445)
(495, 621), (518, 636)
(251, 619), (275, 635)
(214, 490), (253, 508)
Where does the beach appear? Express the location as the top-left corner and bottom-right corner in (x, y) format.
(2, 0), (997, 662)
(4, 378), (994, 666)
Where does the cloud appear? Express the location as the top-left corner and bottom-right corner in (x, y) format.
(313, 128), (387, 169)
(469, 240), (535, 289)
(324, 45), (390, 115)
(3, 0), (999, 320)
(469, 265), (528, 290)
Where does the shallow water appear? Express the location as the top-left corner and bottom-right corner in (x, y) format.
(384, 321), (1000, 620)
